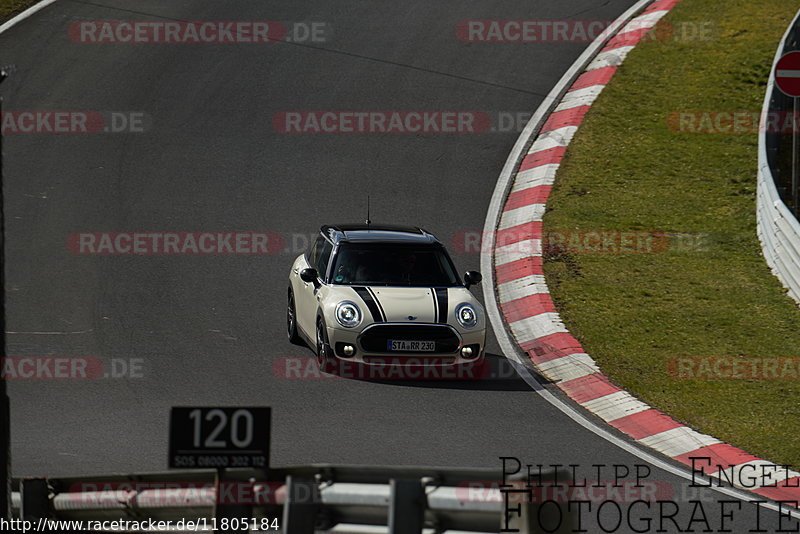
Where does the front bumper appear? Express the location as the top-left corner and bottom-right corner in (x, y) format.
(326, 322), (486, 366)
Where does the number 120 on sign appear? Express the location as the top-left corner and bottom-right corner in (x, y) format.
(169, 407), (270, 469)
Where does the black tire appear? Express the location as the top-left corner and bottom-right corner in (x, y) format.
(287, 288), (302, 345)
(315, 318), (337, 374)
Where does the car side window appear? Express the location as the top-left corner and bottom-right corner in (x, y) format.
(316, 240), (333, 281)
(308, 236), (324, 268)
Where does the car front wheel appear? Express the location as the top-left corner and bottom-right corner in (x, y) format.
(287, 288), (302, 345)
(316, 318), (336, 374)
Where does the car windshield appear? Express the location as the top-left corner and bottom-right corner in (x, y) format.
(330, 243), (461, 287)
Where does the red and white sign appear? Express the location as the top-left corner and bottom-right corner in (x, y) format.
(775, 51), (800, 97)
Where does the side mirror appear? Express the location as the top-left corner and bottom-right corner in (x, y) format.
(300, 268), (319, 286)
(464, 270), (482, 289)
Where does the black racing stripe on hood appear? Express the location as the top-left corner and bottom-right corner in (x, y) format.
(367, 287), (387, 322)
(354, 286), (383, 323)
(434, 288), (448, 324)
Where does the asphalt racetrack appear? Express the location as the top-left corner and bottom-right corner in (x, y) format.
(0, 1), (790, 531)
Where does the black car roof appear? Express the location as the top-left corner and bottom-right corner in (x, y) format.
(321, 224), (440, 245)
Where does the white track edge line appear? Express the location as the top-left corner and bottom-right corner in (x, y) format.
(479, 0), (799, 518)
(0, 0), (58, 35)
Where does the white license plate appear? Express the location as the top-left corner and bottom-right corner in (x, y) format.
(387, 340), (436, 352)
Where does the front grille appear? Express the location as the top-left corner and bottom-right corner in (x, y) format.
(358, 324), (460, 354)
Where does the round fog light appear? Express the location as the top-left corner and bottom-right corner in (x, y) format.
(461, 346), (473, 358)
(343, 345), (355, 357)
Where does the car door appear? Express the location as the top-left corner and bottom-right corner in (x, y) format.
(297, 235), (333, 337)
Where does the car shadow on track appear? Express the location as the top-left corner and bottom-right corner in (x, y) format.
(344, 354), (543, 391)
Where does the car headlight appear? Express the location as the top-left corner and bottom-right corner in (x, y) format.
(456, 303), (478, 329)
(335, 301), (362, 328)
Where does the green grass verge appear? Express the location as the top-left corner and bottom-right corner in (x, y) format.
(544, 0), (800, 469)
(0, 0), (35, 22)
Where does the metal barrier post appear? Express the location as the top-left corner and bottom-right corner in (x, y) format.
(388, 479), (425, 534)
(0, 67), (11, 525)
(19, 479), (51, 522)
(282, 476), (318, 534)
(794, 96), (799, 216)
(213, 469), (253, 533)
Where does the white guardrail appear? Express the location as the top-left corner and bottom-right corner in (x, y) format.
(757, 9), (800, 304)
(9, 465), (575, 533)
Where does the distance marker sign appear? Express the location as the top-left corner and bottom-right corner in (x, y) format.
(776, 51), (800, 97)
(169, 407), (270, 469)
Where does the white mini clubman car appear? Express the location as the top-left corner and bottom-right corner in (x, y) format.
(287, 224), (486, 373)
